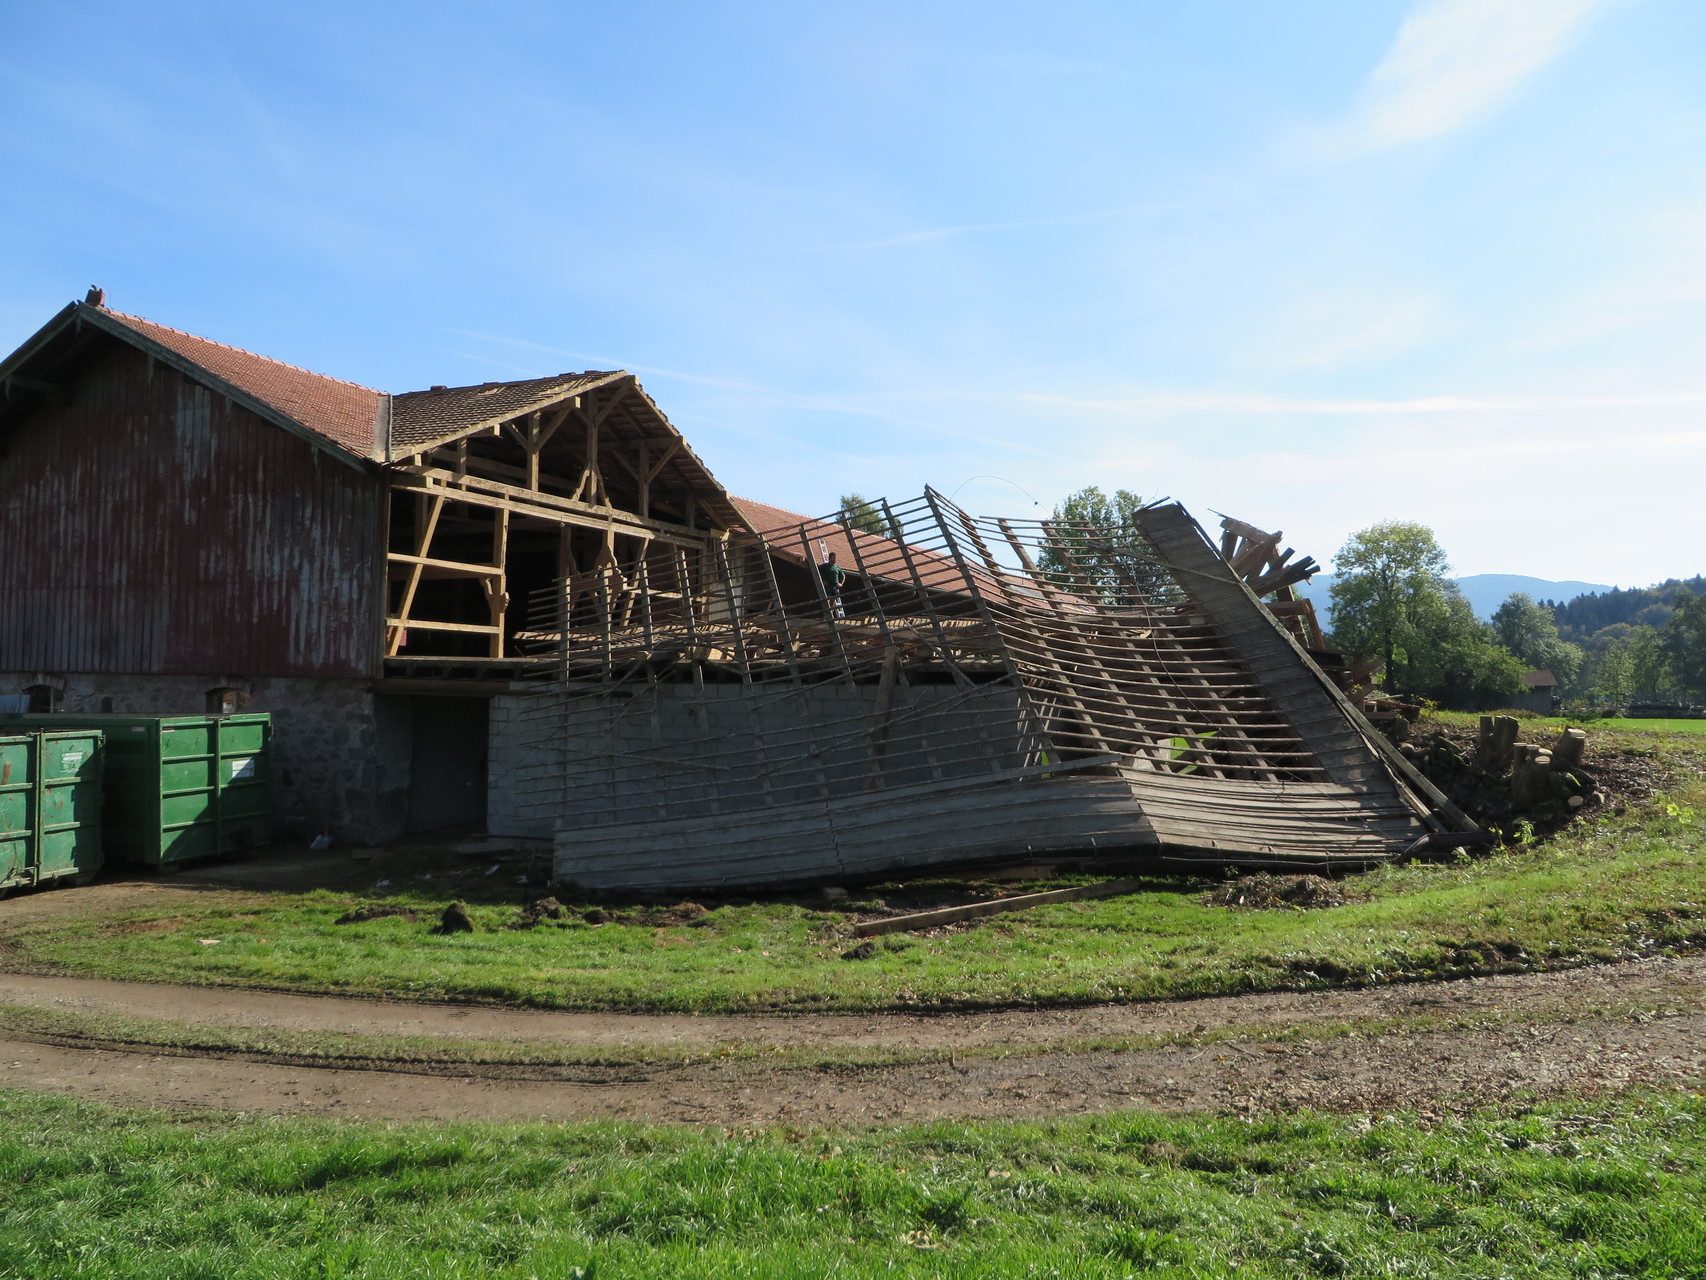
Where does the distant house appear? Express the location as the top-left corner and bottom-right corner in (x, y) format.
(1514, 669), (1560, 714)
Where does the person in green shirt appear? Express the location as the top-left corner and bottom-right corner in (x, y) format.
(817, 551), (846, 619)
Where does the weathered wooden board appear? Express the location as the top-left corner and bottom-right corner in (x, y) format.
(553, 771), (1161, 892)
(553, 760), (1436, 892)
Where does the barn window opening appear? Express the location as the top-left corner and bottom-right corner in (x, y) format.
(24, 685), (60, 713)
(206, 687), (243, 715)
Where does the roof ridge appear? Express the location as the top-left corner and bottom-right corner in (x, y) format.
(394, 370), (618, 397)
(105, 309), (384, 395)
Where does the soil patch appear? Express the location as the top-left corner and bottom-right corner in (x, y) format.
(0, 956), (1702, 1123)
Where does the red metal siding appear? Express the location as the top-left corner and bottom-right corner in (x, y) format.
(0, 341), (381, 677)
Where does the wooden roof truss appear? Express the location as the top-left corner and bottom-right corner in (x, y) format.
(501, 491), (1474, 885)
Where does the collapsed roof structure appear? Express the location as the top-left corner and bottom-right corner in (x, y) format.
(0, 293), (1475, 868)
(499, 490), (1475, 892)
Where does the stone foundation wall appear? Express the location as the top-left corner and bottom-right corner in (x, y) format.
(0, 671), (410, 844)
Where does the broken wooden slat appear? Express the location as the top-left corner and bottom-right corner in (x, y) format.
(851, 877), (1150, 937)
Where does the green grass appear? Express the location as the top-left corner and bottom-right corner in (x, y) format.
(5, 772), (1703, 1013)
(1432, 709), (1706, 737)
(1592, 718), (1706, 734)
(2, 1088), (1704, 1278)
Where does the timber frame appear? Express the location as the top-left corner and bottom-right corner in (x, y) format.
(379, 373), (743, 679)
(500, 490), (1478, 891)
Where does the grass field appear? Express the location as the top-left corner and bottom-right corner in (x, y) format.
(2, 1088), (1703, 1279)
(1593, 718), (1706, 734)
(8, 771), (1704, 1014)
(1436, 710), (1706, 736)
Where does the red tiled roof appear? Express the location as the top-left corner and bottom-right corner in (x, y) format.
(732, 496), (977, 595)
(103, 310), (384, 457)
(391, 373), (619, 452)
(733, 496), (871, 564)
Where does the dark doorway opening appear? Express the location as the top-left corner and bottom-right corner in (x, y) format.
(406, 696), (489, 833)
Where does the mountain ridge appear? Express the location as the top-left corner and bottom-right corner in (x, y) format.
(1293, 573), (1615, 629)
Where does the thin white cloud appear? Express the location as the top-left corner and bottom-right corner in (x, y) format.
(448, 329), (1066, 458)
(1312, 0), (1615, 160)
(1011, 388), (1706, 416)
(795, 204), (1157, 254)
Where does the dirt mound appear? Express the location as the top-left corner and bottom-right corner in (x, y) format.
(431, 903), (475, 935)
(582, 902), (710, 928)
(509, 898), (568, 929)
(1204, 874), (1348, 910)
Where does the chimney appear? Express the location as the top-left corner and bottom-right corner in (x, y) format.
(84, 286), (106, 308)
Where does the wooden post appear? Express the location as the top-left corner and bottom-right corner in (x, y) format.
(864, 644), (900, 792)
(488, 507), (510, 657)
(1552, 727), (1587, 772)
(388, 492), (445, 656)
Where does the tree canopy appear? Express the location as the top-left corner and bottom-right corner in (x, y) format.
(1328, 521), (1523, 707)
(1490, 592), (1583, 686)
(1662, 585), (1706, 698)
(836, 493), (892, 538)
(1039, 486), (1152, 605)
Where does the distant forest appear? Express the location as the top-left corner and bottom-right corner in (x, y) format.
(1541, 576), (1706, 642)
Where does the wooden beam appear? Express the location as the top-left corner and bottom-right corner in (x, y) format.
(852, 878), (1148, 937)
(2, 373), (66, 402)
(383, 618), (503, 634)
(387, 493), (445, 656)
(385, 552), (502, 577)
(489, 507), (510, 658)
(387, 469), (707, 546)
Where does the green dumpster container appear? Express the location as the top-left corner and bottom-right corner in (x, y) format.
(0, 730), (104, 892)
(0, 714), (271, 867)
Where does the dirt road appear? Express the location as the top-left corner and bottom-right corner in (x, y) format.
(2, 955), (1702, 1125)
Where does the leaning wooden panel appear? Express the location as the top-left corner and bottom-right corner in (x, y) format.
(501, 489), (1476, 887)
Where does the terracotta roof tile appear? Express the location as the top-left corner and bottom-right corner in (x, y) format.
(390, 373), (618, 452)
(732, 496), (973, 594)
(103, 310), (383, 457)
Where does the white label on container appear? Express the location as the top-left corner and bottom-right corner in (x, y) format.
(60, 752), (83, 769)
(229, 757), (256, 780)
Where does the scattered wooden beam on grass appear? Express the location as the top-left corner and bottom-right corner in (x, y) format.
(850, 877), (1149, 938)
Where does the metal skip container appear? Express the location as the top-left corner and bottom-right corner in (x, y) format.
(0, 730), (104, 892)
(0, 714), (271, 868)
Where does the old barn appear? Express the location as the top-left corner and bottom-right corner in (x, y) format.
(0, 292), (746, 842)
(1, 293), (1470, 877)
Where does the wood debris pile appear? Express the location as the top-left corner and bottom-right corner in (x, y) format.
(498, 490), (1476, 891)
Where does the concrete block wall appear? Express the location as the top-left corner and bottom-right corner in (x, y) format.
(487, 681), (1031, 838)
(0, 671), (409, 844)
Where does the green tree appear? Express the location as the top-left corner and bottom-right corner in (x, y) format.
(1629, 626), (1674, 699)
(1661, 585), (1706, 698)
(837, 493), (892, 538)
(1404, 589), (1528, 707)
(1490, 592), (1584, 686)
(1328, 521), (1522, 706)
(1326, 522), (1449, 693)
(1039, 486), (1150, 604)
(1592, 637), (1635, 703)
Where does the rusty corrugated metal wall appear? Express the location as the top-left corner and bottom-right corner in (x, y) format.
(0, 340), (381, 677)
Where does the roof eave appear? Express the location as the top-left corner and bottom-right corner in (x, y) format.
(0, 302), (82, 390)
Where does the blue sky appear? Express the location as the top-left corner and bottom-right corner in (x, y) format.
(4, 0), (1703, 585)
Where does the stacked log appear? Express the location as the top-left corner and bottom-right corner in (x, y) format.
(1396, 716), (1602, 840)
